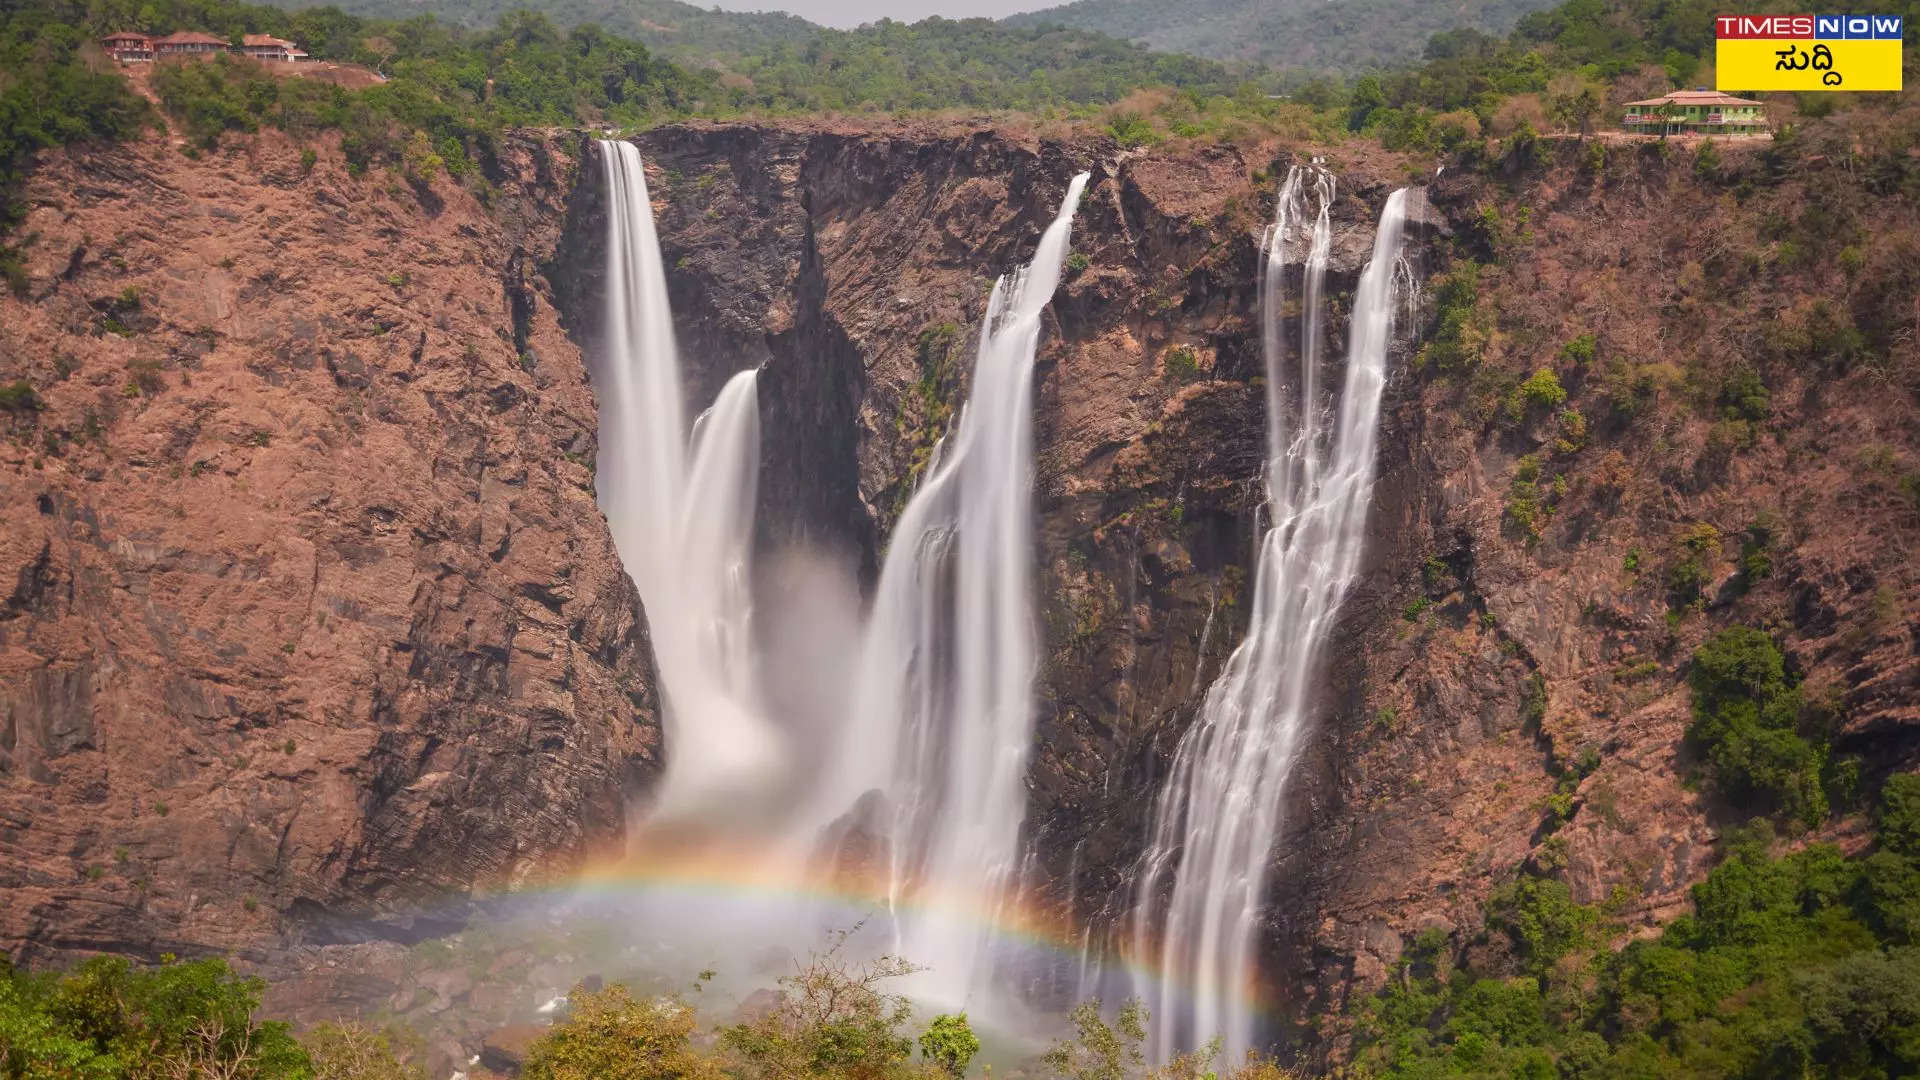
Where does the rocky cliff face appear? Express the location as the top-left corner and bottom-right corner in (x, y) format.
(5, 118), (1916, 1069)
(0, 131), (658, 964)
(542, 126), (1920, 1057)
(540, 123), (1436, 1029)
(1271, 138), (1920, 1049)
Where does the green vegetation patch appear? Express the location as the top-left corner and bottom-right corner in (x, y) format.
(1688, 626), (1848, 828)
(1351, 775), (1920, 1079)
(0, 954), (308, 1077)
(1417, 261), (1485, 373)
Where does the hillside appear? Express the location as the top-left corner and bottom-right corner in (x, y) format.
(251, 0), (1239, 105)
(1007, 0), (1559, 71)
(721, 17), (1235, 110)
(257, 0), (819, 59)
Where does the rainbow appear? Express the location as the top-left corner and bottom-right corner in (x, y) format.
(467, 840), (1282, 1027)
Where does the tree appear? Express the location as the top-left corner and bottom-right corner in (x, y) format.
(1796, 947), (1920, 1076)
(1, 955), (309, 1079)
(0, 976), (117, 1080)
(305, 1021), (427, 1080)
(1687, 627), (1827, 825)
(361, 34), (395, 77)
(1347, 75), (1386, 131)
(1042, 998), (1146, 1080)
(719, 942), (928, 1080)
(1547, 73), (1604, 137)
(1881, 773), (1920, 856)
(1490, 93), (1548, 137)
(917, 1014), (979, 1078)
(523, 984), (722, 1080)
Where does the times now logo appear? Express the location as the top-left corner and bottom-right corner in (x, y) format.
(1715, 14), (1905, 38)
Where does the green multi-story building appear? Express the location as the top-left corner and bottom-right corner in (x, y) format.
(1623, 89), (1769, 135)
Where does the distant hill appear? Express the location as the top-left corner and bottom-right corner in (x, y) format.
(258, 0), (820, 59)
(1005, 0), (1561, 71)
(729, 17), (1235, 110)
(255, 0), (1239, 110)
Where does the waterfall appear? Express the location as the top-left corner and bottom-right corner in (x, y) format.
(1130, 175), (1414, 1060)
(813, 173), (1091, 1009)
(595, 139), (779, 824)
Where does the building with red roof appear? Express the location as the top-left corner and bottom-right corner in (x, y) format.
(240, 33), (304, 62)
(100, 32), (153, 62)
(151, 31), (231, 56)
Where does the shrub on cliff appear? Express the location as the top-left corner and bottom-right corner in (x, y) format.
(0, 380), (42, 413)
(1415, 261), (1484, 373)
(1687, 626), (1830, 826)
(1486, 875), (1597, 978)
(1350, 777), (1920, 1078)
(151, 53), (278, 150)
(1504, 369), (1567, 423)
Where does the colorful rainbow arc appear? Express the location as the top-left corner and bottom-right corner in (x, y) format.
(502, 846), (1283, 1021)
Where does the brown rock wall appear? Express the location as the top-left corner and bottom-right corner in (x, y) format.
(0, 130), (658, 963)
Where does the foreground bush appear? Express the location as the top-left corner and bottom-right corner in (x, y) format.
(522, 945), (974, 1080)
(1041, 997), (1302, 1080)
(522, 984), (721, 1080)
(304, 1022), (426, 1080)
(0, 954), (308, 1078)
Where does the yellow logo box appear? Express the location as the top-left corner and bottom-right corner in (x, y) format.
(1715, 15), (1904, 91)
(1718, 37), (1903, 90)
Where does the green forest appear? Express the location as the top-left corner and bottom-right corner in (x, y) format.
(1002, 0), (1556, 73)
(265, 0), (822, 60)
(6, 0), (1919, 226)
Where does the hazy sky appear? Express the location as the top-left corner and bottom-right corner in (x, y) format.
(706, 0), (1060, 29)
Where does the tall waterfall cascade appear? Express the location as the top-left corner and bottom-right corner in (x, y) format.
(1130, 173), (1416, 1060)
(594, 134), (1419, 1047)
(598, 141), (1093, 1015)
(824, 173), (1093, 1011)
(595, 139), (778, 824)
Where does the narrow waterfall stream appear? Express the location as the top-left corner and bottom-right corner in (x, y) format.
(835, 172), (1091, 1011)
(1131, 176), (1415, 1060)
(595, 139), (779, 824)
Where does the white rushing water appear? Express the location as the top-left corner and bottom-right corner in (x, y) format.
(596, 139), (780, 824)
(594, 135), (1421, 1051)
(1130, 174), (1414, 1060)
(810, 172), (1093, 1011)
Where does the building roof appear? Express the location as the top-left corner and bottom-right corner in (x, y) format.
(242, 34), (295, 48)
(152, 31), (230, 46)
(1627, 90), (1766, 107)
(102, 31), (152, 41)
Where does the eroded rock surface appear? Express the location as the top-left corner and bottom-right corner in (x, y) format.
(554, 127), (1920, 1054)
(0, 131), (658, 965)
